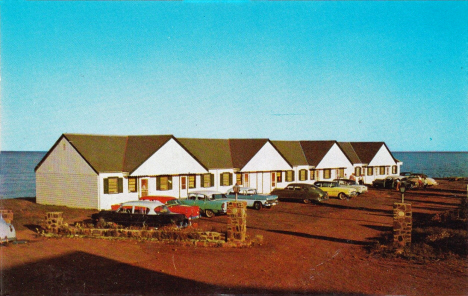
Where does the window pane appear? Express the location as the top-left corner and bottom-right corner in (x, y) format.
(189, 175), (196, 188)
(108, 178), (118, 194)
(128, 178), (137, 192)
(236, 173), (242, 185)
(286, 170), (294, 182)
(160, 176), (168, 190)
(299, 169), (307, 181)
(276, 171), (282, 182)
(203, 174), (211, 188)
(221, 173), (230, 186)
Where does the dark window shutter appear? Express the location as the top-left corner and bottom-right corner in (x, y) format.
(200, 174), (205, 187)
(118, 178), (123, 193)
(210, 173), (214, 187)
(168, 176), (173, 190)
(229, 173), (233, 186)
(292, 171), (295, 181)
(104, 178), (109, 194)
(156, 177), (161, 190)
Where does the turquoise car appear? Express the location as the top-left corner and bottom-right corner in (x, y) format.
(180, 191), (228, 218)
(225, 187), (279, 210)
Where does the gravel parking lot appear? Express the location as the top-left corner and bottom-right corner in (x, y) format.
(1, 180), (467, 295)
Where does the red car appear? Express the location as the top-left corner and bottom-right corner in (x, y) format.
(140, 196), (200, 221)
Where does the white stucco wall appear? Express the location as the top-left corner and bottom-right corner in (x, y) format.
(98, 173), (140, 210)
(131, 138), (208, 176)
(242, 142), (291, 172)
(369, 145), (397, 167)
(316, 144), (353, 170)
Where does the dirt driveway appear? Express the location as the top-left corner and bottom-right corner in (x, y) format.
(1, 182), (467, 295)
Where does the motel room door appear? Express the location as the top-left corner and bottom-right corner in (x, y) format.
(140, 179), (148, 198)
(180, 176), (188, 198)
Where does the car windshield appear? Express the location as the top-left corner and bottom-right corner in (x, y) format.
(135, 206), (150, 214)
(166, 199), (180, 206)
(117, 206), (132, 213)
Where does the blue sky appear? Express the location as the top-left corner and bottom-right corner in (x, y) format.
(1, 1), (467, 152)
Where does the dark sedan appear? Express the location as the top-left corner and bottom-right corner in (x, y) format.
(92, 200), (188, 228)
(270, 183), (328, 204)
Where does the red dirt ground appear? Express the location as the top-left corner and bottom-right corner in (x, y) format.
(1, 179), (467, 295)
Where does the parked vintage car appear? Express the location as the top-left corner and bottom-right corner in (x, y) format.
(400, 172), (413, 177)
(372, 176), (417, 189)
(334, 179), (368, 194)
(92, 200), (188, 228)
(270, 183), (329, 204)
(406, 174), (439, 187)
(313, 181), (358, 200)
(140, 196), (200, 220)
(181, 191), (228, 218)
(225, 187), (279, 210)
(0, 216), (16, 243)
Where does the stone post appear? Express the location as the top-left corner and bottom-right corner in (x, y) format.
(45, 212), (64, 233)
(226, 201), (247, 242)
(393, 203), (412, 249)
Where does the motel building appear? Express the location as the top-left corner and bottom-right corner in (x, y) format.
(35, 134), (402, 210)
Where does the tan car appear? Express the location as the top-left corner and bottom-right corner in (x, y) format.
(313, 181), (358, 200)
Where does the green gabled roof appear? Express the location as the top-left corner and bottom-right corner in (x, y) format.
(64, 134), (128, 172)
(348, 142), (385, 164)
(63, 134), (174, 173)
(271, 141), (307, 166)
(177, 138), (233, 169)
(299, 141), (337, 167)
(229, 139), (269, 169)
(123, 135), (173, 173)
(338, 142), (362, 164)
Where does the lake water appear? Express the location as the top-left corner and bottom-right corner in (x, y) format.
(0, 151), (46, 199)
(0, 151), (467, 199)
(393, 152), (468, 179)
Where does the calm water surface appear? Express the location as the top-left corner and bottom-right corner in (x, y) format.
(0, 151), (46, 199)
(393, 152), (468, 178)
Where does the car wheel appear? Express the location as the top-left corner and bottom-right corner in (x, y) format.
(338, 193), (347, 200)
(253, 202), (262, 210)
(303, 199), (311, 204)
(204, 209), (215, 218)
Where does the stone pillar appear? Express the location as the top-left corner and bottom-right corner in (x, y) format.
(226, 201), (247, 242)
(393, 203), (412, 249)
(45, 212), (64, 233)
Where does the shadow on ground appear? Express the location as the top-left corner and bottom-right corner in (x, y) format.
(1, 251), (370, 296)
(266, 229), (370, 246)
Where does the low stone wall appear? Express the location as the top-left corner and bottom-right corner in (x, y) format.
(393, 203), (412, 249)
(41, 212), (262, 248)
